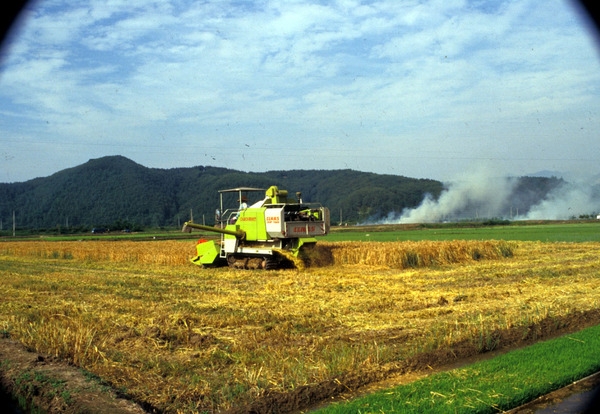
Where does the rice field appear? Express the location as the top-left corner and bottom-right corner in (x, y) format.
(1, 238), (600, 412)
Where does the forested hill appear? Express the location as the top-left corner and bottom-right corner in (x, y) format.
(0, 156), (445, 230)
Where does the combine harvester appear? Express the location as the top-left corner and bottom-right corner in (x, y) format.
(183, 186), (330, 269)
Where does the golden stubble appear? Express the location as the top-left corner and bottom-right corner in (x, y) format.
(1, 239), (599, 412)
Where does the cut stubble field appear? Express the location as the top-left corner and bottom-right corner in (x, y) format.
(1, 238), (600, 413)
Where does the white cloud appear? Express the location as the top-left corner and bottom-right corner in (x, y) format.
(0, 0), (599, 183)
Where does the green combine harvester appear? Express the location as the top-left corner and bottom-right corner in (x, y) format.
(183, 186), (330, 269)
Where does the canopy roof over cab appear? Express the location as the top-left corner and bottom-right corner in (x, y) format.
(218, 187), (266, 193)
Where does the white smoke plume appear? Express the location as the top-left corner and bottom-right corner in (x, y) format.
(520, 180), (599, 220)
(373, 168), (600, 224)
(380, 167), (518, 224)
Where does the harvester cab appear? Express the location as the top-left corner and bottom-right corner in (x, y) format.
(182, 185), (330, 269)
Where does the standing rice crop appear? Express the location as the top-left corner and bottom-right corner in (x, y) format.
(1, 239), (513, 269)
(318, 240), (514, 268)
(0, 240), (191, 266)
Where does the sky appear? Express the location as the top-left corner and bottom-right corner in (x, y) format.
(1, 0), (600, 184)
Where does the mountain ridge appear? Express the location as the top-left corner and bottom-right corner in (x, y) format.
(0, 156), (446, 229)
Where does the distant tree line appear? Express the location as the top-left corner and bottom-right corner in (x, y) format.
(0, 156), (444, 231)
(0, 156), (572, 232)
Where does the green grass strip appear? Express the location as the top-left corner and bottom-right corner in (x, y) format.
(317, 324), (600, 413)
(324, 223), (600, 242)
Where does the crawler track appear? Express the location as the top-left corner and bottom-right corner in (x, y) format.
(224, 244), (333, 270)
(225, 250), (300, 270)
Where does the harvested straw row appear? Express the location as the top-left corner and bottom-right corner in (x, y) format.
(318, 240), (514, 268)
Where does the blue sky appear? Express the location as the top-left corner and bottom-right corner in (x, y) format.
(1, 0), (599, 183)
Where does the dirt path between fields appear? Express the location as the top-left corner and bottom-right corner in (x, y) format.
(0, 338), (148, 414)
(1, 310), (600, 414)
